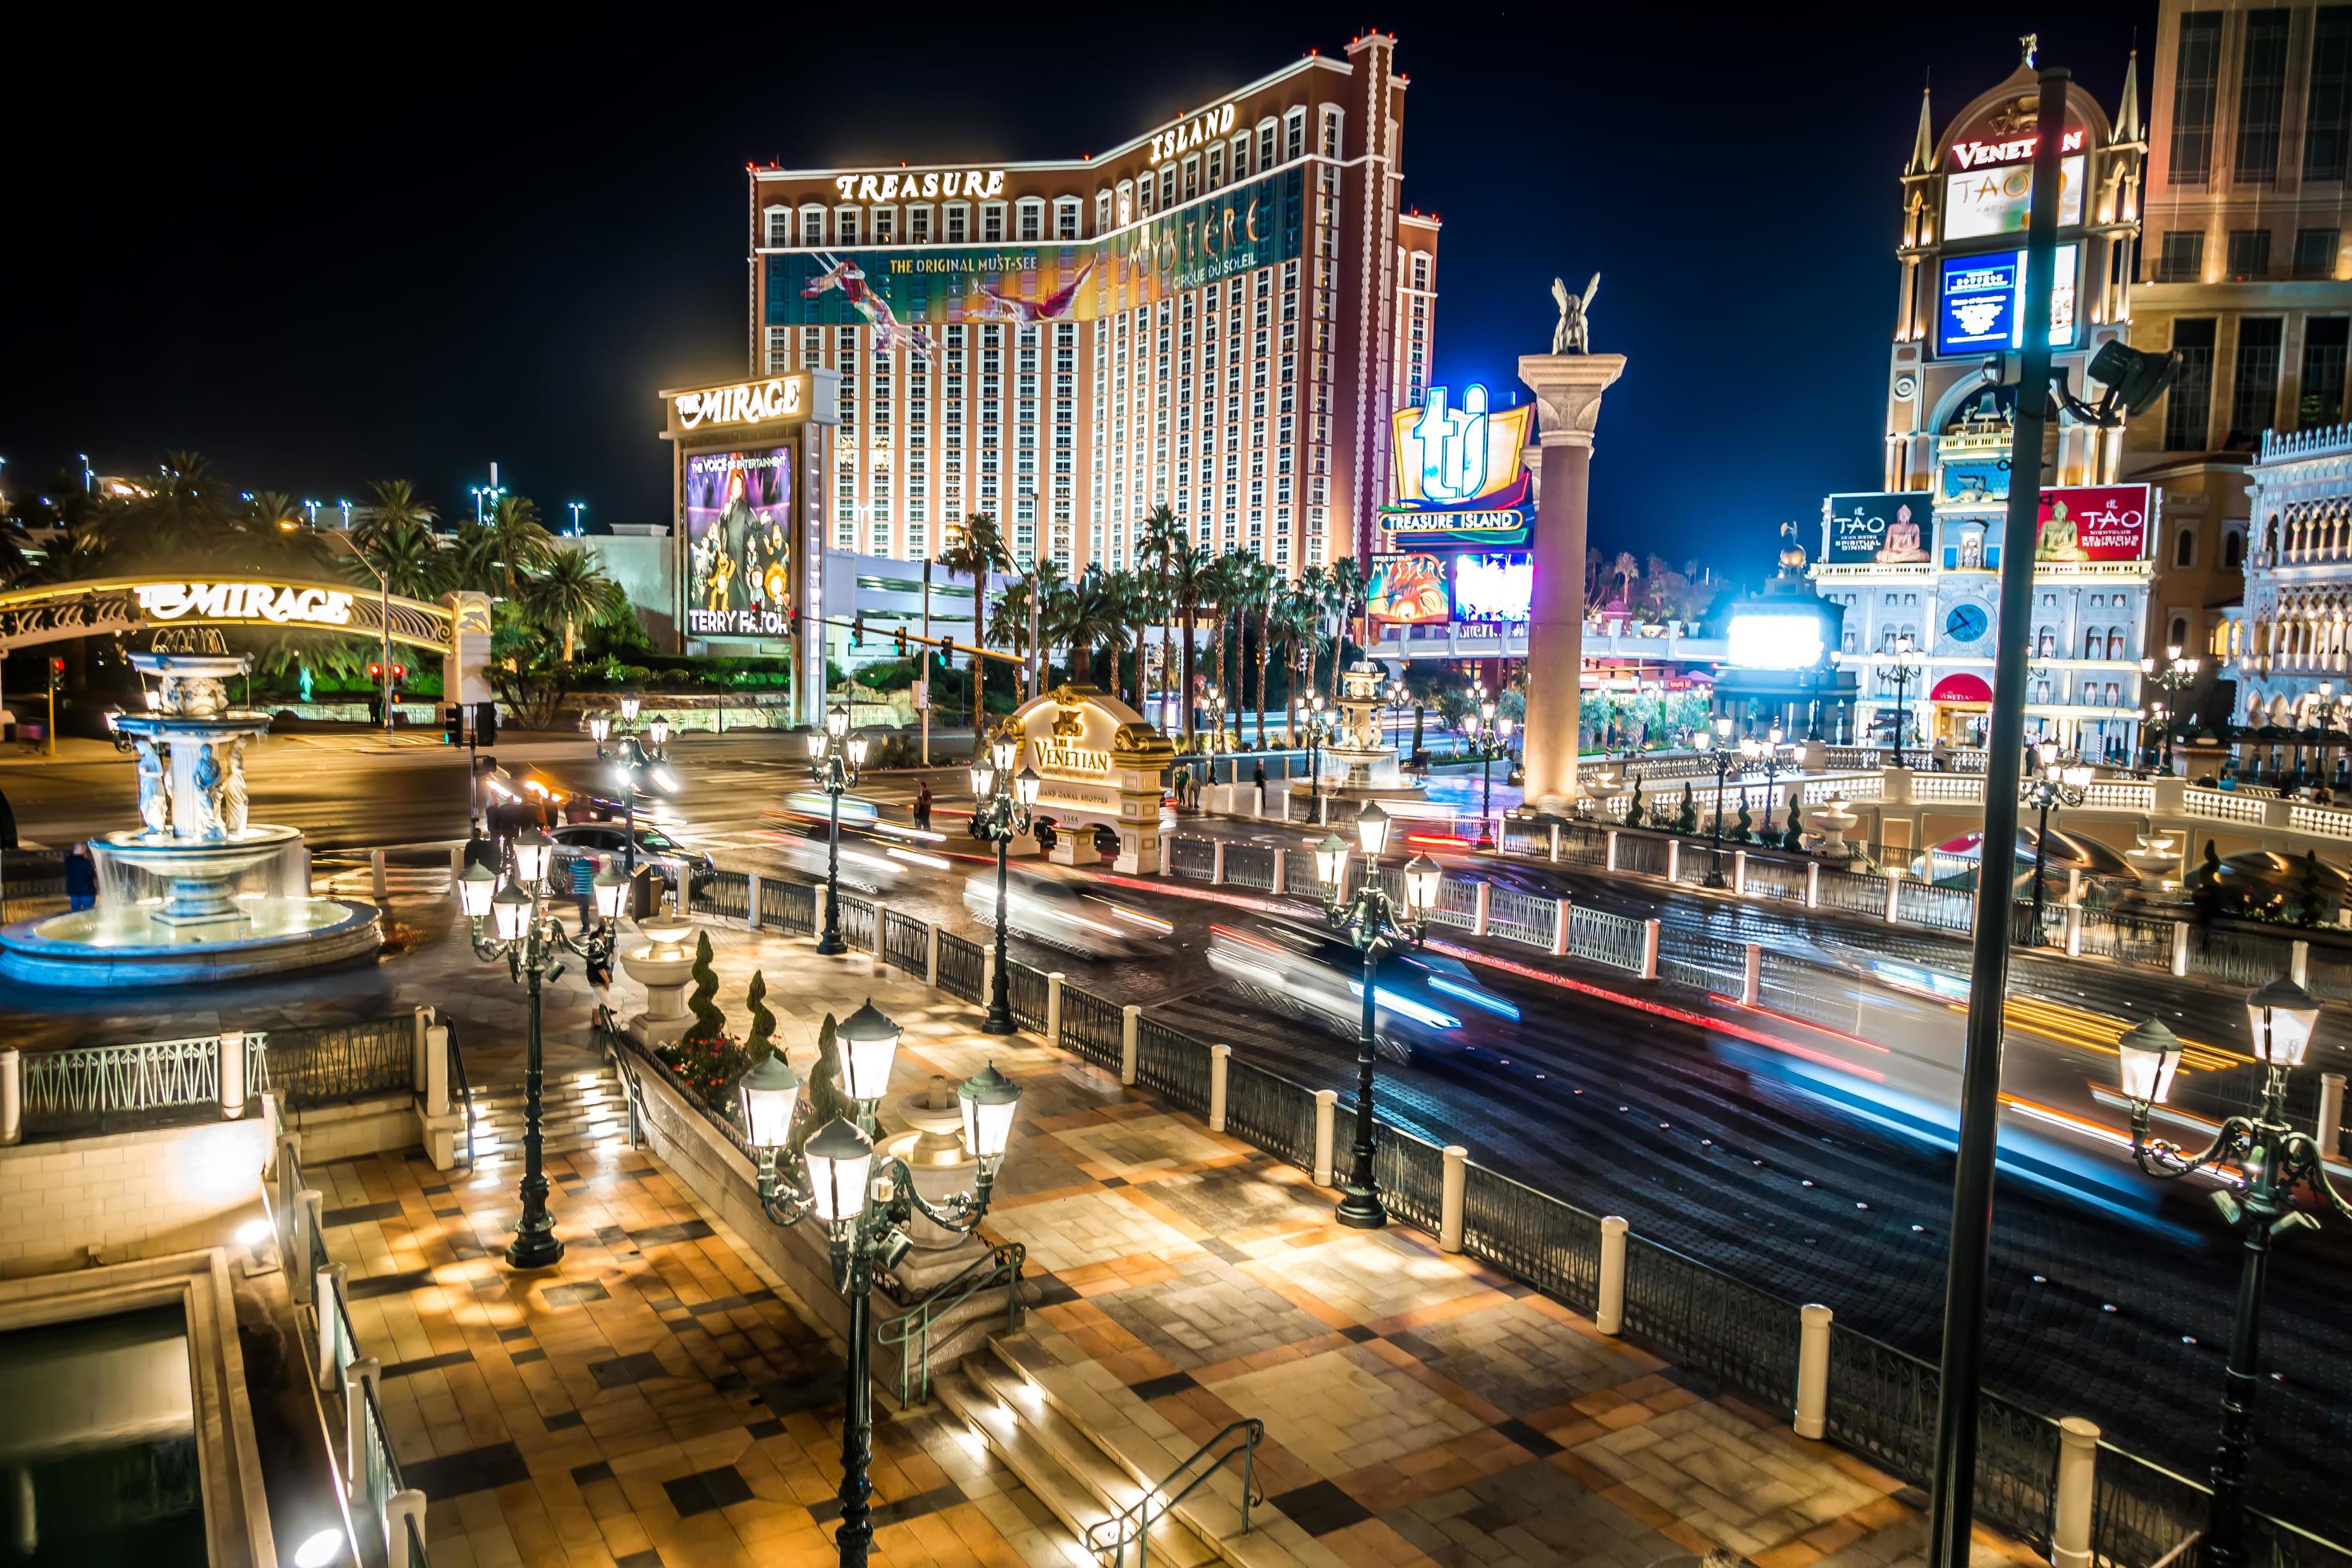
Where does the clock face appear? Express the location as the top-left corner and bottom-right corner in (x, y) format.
(1894, 373), (1918, 400)
(1945, 602), (1990, 644)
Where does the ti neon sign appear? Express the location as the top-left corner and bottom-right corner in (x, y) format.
(1390, 385), (1533, 509)
(674, 376), (807, 430)
(136, 582), (355, 627)
(1150, 102), (1238, 165)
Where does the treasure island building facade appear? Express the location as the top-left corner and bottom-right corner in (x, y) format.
(742, 33), (1437, 590)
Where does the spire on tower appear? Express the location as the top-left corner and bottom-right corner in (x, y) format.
(2116, 46), (2142, 142)
(1907, 78), (1936, 174)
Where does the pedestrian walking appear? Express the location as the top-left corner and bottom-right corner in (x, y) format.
(464, 825), (498, 873)
(63, 843), (97, 912)
(1930, 735), (1951, 773)
(1252, 759), (1266, 815)
(1171, 764), (1190, 813)
(586, 950), (615, 1036)
(569, 851), (598, 928)
(914, 782), (934, 832)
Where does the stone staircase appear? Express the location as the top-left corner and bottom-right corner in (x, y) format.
(462, 1064), (630, 1165)
(937, 1331), (1289, 1566)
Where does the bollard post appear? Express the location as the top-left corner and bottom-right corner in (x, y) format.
(1794, 1303), (1832, 1438)
(1742, 943), (1762, 1006)
(2320, 1072), (2346, 1160)
(1270, 849), (1286, 895)
(298, 1190), (325, 1286)
(346, 1357), (382, 1504)
(2292, 938), (2311, 987)
(315, 1261), (348, 1385)
(1439, 1146), (1468, 1253)
(925, 922), (941, 988)
(1472, 882), (1492, 937)
(1207, 1044), (1231, 1132)
(218, 1030), (246, 1121)
(982, 947), (998, 1017)
(1312, 1089), (1338, 1186)
(1551, 898), (1571, 957)
(411, 1005), (434, 1092)
(1046, 972), (1064, 1044)
(1595, 1216), (1628, 1334)
(386, 1489), (429, 1560)
(869, 902), (888, 962)
(1883, 873), (1903, 925)
(1665, 839), (1680, 884)
(1733, 850), (1749, 895)
(1211, 840), (1226, 884)
(424, 1025), (451, 1119)
(1605, 830), (1620, 872)
(0, 1047), (19, 1147)
(370, 847), (388, 902)
(2051, 1417), (2100, 1568)
(746, 871), (765, 930)
(1119, 1004), (1141, 1086)
(1548, 822), (1562, 862)
(449, 843), (464, 891)
(2172, 919), (2192, 977)
(1640, 919), (1661, 980)
(2065, 905), (2084, 958)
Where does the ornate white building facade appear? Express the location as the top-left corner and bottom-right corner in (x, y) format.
(2236, 422), (2352, 735)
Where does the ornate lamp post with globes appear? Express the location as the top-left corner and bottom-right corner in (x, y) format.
(2018, 741), (2094, 945)
(2115, 978), (2352, 1568)
(1462, 698), (1514, 850)
(1302, 693), (1333, 824)
(1311, 802), (1441, 1228)
(1690, 714), (1738, 886)
(806, 705), (869, 955)
(736, 1002), (1022, 1566)
(588, 695), (674, 893)
(454, 826), (628, 1268)
(968, 734), (1039, 1034)
(1884, 635), (1920, 768)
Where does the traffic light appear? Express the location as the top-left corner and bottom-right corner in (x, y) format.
(894, 628), (909, 657)
(47, 657), (63, 689)
(391, 663), (406, 682)
(472, 701), (498, 744)
(369, 662), (382, 679)
(444, 706), (463, 745)
(851, 614), (866, 650)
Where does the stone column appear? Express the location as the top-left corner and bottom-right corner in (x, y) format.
(1518, 353), (1627, 814)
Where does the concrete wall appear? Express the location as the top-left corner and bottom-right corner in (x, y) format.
(0, 1118), (269, 1277)
(562, 532), (677, 650)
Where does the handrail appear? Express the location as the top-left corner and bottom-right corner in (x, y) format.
(446, 1019), (476, 1170)
(1082, 1416), (1264, 1566)
(878, 1242), (1026, 1405)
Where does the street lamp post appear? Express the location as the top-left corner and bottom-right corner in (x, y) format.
(284, 520), (394, 734)
(739, 1005), (1023, 1566)
(2116, 979), (2352, 1568)
(2139, 646), (2201, 775)
(2307, 681), (2342, 790)
(1303, 694), (1332, 825)
(1311, 805), (1440, 1229)
(1462, 697), (1514, 851)
(1886, 636), (1921, 768)
(1692, 714), (1738, 886)
(454, 828), (628, 1269)
(1738, 723), (1789, 848)
(590, 697), (674, 898)
(969, 736), (1039, 1034)
(2018, 741), (2094, 946)
(807, 706), (869, 955)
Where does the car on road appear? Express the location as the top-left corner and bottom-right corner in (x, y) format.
(550, 822), (714, 886)
(1205, 915), (1517, 1062)
(768, 818), (916, 893)
(962, 866), (1170, 957)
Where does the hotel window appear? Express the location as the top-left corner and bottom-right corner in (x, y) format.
(765, 326), (791, 374)
(1054, 198), (1081, 239)
(1284, 107), (1306, 160)
(800, 206), (825, 245)
(2300, 318), (2350, 427)
(2234, 9), (2290, 182)
(2170, 11), (2222, 184)
(1230, 132), (1250, 178)
(834, 207), (860, 246)
(1206, 144), (1224, 189)
(2295, 226), (2340, 278)
(2312, 8), (2352, 180)
(2230, 317), (2282, 441)
(1016, 198), (1043, 242)
(945, 203), (969, 242)
(909, 206), (931, 242)
(1095, 190), (1112, 234)
(1159, 166), (1176, 208)
(2225, 228), (2271, 279)
(2164, 318), (2217, 450)
(1258, 120), (1277, 170)
(983, 202), (1006, 242)
(870, 207), (896, 243)
(2156, 230), (2204, 281)
(1319, 106), (1342, 158)
(764, 206), (792, 246)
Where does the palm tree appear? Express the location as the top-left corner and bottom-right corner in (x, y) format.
(1204, 553), (1238, 719)
(1011, 557), (1066, 699)
(244, 491), (304, 533)
(481, 494), (558, 596)
(358, 519), (450, 601)
(1273, 584), (1323, 743)
(988, 577), (1035, 691)
(938, 513), (1010, 752)
(519, 548), (617, 661)
(362, 479), (437, 542)
(1051, 566), (1120, 691)
(1103, 569), (1154, 707)
(1138, 505), (1184, 710)
(1325, 556), (1366, 705)
(1226, 554), (1278, 746)
(1167, 540), (1218, 741)
(99, 452), (246, 568)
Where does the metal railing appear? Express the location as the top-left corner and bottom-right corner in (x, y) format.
(1134, 1018), (1210, 1114)
(1457, 1161), (1601, 1314)
(690, 867), (750, 921)
(878, 1242), (1026, 1406)
(20, 1036), (218, 1132)
(1169, 837), (1217, 879)
(1006, 962), (1048, 1032)
(1657, 930), (1746, 997)
(936, 931), (986, 1002)
(446, 1021), (476, 1170)
(1221, 1058), (1317, 1170)
(1082, 1417), (1263, 1568)
(1059, 986), (1124, 1070)
(1622, 1236), (1802, 1414)
(1566, 905), (1647, 972)
(882, 908), (930, 972)
(1222, 842), (1277, 890)
(265, 1018), (416, 1110)
(1485, 886), (1558, 948)
(761, 876), (814, 934)
(838, 893), (877, 953)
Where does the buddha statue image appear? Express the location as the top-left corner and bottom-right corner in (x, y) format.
(2037, 497), (2090, 562)
(1875, 502), (1930, 562)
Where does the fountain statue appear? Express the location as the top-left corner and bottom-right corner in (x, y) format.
(0, 652), (382, 987)
(1300, 660), (1427, 807)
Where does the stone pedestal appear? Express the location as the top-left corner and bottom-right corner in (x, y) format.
(622, 917), (699, 1047)
(875, 1077), (993, 1284)
(1518, 353), (1626, 814)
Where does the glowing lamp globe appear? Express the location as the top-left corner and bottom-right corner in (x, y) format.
(510, 828), (554, 885)
(826, 706), (850, 739)
(847, 734), (870, 769)
(2115, 1017), (2183, 1107)
(592, 865), (629, 922)
(456, 862), (497, 921)
(490, 879), (534, 944)
(2246, 976), (2321, 1068)
(801, 1117), (874, 1226)
(1402, 854), (1442, 911)
(834, 999), (903, 1103)
(957, 1061), (1022, 1168)
(588, 714), (611, 743)
(1015, 766), (1041, 807)
(1313, 833), (1350, 889)
(992, 738), (1018, 773)
(970, 763), (995, 798)
(737, 1053), (803, 1149)
(1355, 801), (1391, 860)
(806, 730), (828, 760)
(647, 716), (670, 747)
(620, 694), (641, 722)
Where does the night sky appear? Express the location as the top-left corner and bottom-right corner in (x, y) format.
(5, 6), (2143, 582)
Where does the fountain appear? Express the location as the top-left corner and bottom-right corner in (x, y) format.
(1299, 660), (1426, 808)
(0, 653), (382, 987)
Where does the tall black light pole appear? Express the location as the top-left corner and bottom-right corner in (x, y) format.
(1311, 804), (1440, 1229)
(2018, 742), (2092, 946)
(1462, 698), (1514, 851)
(590, 696), (674, 895)
(739, 1005), (1023, 1566)
(1693, 714), (1737, 886)
(1303, 694), (1332, 824)
(1886, 635), (1921, 768)
(806, 705), (866, 956)
(1926, 59), (2069, 1568)
(1739, 723), (1788, 845)
(2116, 981), (2350, 1568)
(969, 735), (1037, 1034)
(455, 828), (626, 1269)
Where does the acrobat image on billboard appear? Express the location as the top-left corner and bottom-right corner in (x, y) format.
(1366, 554), (1450, 625)
(685, 448), (792, 638)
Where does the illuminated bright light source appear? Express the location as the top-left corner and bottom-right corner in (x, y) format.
(294, 1527), (348, 1566)
(1427, 974), (1521, 1019)
(1726, 614), (1826, 670)
(1346, 979), (1460, 1030)
(1098, 903), (1174, 933)
(234, 1218), (273, 1248)
(882, 846), (952, 870)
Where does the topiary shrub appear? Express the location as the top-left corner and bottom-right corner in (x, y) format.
(662, 933), (743, 1110)
(1675, 782), (1697, 835)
